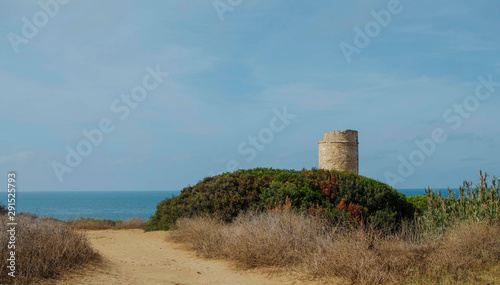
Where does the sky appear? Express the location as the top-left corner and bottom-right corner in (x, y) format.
(0, 0), (499, 191)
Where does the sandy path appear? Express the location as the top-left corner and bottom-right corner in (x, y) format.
(55, 230), (317, 285)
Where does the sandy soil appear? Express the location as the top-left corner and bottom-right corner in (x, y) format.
(54, 230), (321, 285)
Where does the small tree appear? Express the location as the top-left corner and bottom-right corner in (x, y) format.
(0, 204), (7, 216)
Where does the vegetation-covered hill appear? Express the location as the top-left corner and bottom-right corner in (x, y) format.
(147, 168), (415, 230)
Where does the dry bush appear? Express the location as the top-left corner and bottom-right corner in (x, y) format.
(66, 218), (117, 230)
(115, 217), (147, 229)
(229, 211), (329, 268)
(172, 210), (500, 284)
(171, 209), (330, 269)
(426, 221), (500, 281)
(171, 198), (330, 269)
(306, 225), (434, 284)
(67, 217), (146, 230)
(0, 214), (100, 284)
(170, 216), (226, 257)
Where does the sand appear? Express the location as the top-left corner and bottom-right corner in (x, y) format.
(54, 229), (320, 285)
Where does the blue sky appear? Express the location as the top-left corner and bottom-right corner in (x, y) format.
(0, 0), (499, 191)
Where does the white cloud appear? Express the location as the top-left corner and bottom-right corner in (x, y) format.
(0, 151), (33, 164)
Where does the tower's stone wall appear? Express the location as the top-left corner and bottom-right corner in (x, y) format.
(318, 130), (358, 174)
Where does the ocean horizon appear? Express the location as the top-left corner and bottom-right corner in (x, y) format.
(1, 188), (454, 221)
(0, 191), (180, 221)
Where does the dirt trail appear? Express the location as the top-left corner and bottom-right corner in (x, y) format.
(55, 230), (318, 285)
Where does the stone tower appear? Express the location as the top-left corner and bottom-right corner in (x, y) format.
(318, 130), (358, 174)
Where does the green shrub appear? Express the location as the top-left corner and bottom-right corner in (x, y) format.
(147, 168), (414, 230)
(147, 171), (272, 230)
(419, 171), (499, 232)
(407, 195), (429, 214)
(0, 204), (7, 216)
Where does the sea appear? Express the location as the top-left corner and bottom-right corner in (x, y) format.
(0, 191), (180, 222)
(0, 188), (447, 221)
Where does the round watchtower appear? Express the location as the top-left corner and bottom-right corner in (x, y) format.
(318, 130), (358, 174)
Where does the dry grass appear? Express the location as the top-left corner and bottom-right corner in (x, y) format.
(425, 222), (500, 282)
(172, 211), (326, 268)
(66, 217), (146, 230)
(114, 217), (147, 229)
(0, 214), (100, 284)
(171, 210), (500, 284)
